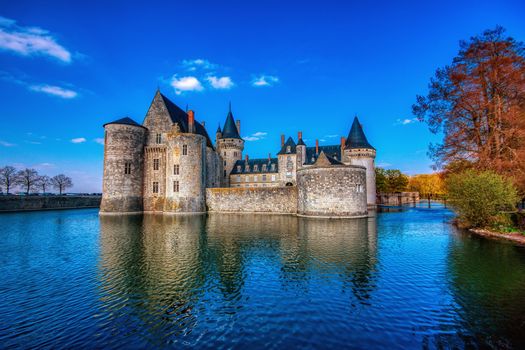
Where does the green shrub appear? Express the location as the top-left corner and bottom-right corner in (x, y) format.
(446, 170), (518, 228)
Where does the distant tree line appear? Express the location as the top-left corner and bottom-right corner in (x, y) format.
(0, 165), (73, 195)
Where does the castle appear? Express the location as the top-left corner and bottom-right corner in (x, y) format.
(100, 90), (376, 218)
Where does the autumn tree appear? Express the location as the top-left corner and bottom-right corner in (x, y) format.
(51, 174), (73, 195)
(0, 166), (18, 194)
(413, 27), (525, 191)
(409, 173), (446, 206)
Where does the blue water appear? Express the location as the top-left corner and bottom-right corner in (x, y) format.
(1, 204), (525, 349)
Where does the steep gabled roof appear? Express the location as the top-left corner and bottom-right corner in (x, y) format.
(221, 105), (242, 139)
(103, 117), (146, 129)
(156, 91), (214, 148)
(345, 116), (374, 150)
(313, 151), (344, 167)
(305, 144), (341, 164)
(297, 137), (306, 146)
(277, 137), (297, 155)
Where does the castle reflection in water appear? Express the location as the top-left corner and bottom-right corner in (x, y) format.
(98, 214), (377, 342)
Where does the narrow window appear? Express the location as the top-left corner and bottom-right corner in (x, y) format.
(183, 145), (188, 155)
(271, 175), (276, 182)
(262, 174), (267, 181)
(224, 170), (226, 177)
(153, 181), (159, 193)
(174, 164), (179, 175)
(254, 175), (258, 182)
(153, 159), (159, 170)
(156, 133), (162, 144)
(224, 160), (226, 166)
(223, 151), (226, 156)
(124, 162), (131, 174)
(173, 181), (179, 192)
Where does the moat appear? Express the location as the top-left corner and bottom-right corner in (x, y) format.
(1, 204), (525, 349)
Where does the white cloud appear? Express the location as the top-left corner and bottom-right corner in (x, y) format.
(0, 16), (72, 62)
(252, 75), (279, 87)
(243, 131), (268, 142)
(0, 140), (16, 147)
(181, 58), (217, 71)
(94, 138), (104, 145)
(207, 76), (234, 89)
(30, 84), (77, 99)
(376, 162), (392, 168)
(170, 75), (203, 95)
(325, 134), (338, 138)
(71, 137), (86, 144)
(395, 118), (418, 125)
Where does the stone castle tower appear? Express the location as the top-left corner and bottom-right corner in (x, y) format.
(342, 116), (376, 206)
(216, 104), (244, 187)
(101, 90), (222, 213)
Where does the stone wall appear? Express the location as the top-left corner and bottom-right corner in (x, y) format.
(100, 124), (146, 213)
(206, 187), (297, 214)
(0, 195), (101, 212)
(297, 165), (367, 218)
(377, 192), (420, 206)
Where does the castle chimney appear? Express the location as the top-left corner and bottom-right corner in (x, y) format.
(298, 131), (303, 140)
(315, 139), (319, 154)
(236, 120), (241, 134)
(341, 137), (345, 150)
(245, 154), (249, 163)
(188, 110), (195, 133)
(281, 134), (285, 147)
(268, 153), (271, 162)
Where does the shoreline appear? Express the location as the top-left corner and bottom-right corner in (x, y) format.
(469, 228), (525, 246)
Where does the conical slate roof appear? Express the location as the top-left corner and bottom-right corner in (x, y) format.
(345, 116), (374, 150)
(103, 117), (146, 128)
(221, 105), (242, 139)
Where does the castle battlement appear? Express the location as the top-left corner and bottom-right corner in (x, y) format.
(100, 90), (376, 218)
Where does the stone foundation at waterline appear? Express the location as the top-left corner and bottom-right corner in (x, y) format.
(206, 187), (297, 214)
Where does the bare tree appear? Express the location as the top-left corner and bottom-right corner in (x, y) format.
(37, 175), (52, 194)
(51, 174), (73, 195)
(16, 168), (40, 195)
(0, 166), (18, 194)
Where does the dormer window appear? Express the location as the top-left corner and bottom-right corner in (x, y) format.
(262, 164), (267, 172)
(271, 163), (276, 171)
(286, 146), (291, 153)
(254, 164), (258, 172)
(245, 165), (250, 172)
(237, 165), (241, 172)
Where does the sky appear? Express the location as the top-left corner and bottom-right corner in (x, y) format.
(0, 0), (524, 192)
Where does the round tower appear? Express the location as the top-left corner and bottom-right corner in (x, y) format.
(297, 152), (368, 218)
(343, 116), (376, 207)
(101, 117), (147, 213)
(216, 104), (244, 186)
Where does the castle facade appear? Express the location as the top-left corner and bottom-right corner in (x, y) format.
(100, 90), (376, 217)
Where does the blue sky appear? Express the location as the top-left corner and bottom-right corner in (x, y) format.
(0, 0), (524, 192)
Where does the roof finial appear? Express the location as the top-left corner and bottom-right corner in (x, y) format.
(229, 101), (232, 113)
(185, 104), (188, 112)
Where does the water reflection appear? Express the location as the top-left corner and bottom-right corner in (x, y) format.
(98, 213), (378, 347)
(447, 231), (525, 348)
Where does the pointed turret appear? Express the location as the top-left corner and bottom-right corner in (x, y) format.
(345, 116), (375, 150)
(342, 115), (376, 207)
(221, 104), (242, 139)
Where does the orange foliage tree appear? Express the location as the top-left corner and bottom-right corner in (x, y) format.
(413, 27), (525, 192)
